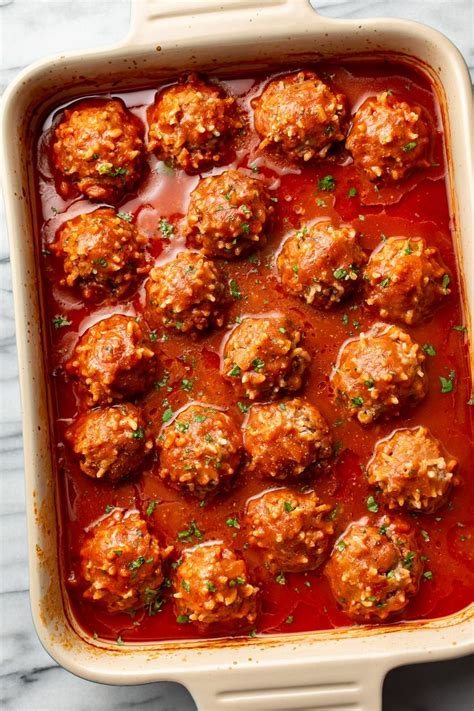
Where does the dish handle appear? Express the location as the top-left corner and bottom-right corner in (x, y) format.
(127, 0), (319, 47)
(184, 657), (389, 711)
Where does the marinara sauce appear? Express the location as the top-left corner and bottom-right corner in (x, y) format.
(35, 59), (473, 644)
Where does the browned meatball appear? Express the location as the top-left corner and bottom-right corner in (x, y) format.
(144, 251), (226, 334)
(65, 403), (153, 481)
(222, 316), (310, 400)
(173, 543), (258, 627)
(245, 488), (333, 573)
(66, 315), (156, 404)
(147, 74), (242, 172)
(51, 208), (149, 302)
(185, 169), (272, 258)
(277, 221), (365, 308)
(244, 398), (332, 479)
(52, 100), (145, 201)
(364, 237), (450, 325)
(325, 518), (423, 622)
(158, 404), (243, 498)
(80, 509), (170, 614)
(367, 427), (458, 513)
(331, 323), (427, 425)
(252, 70), (347, 161)
(346, 92), (431, 182)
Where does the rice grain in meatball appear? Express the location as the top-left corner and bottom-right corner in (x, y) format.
(67, 315), (156, 404)
(278, 221), (365, 308)
(80, 509), (170, 614)
(145, 251), (226, 334)
(173, 543), (258, 628)
(367, 427), (457, 513)
(185, 169), (272, 258)
(51, 208), (149, 302)
(244, 398), (332, 479)
(245, 488), (333, 573)
(222, 316), (310, 400)
(364, 237), (450, 325)
(148, 74), (242, 172)
(158, 404), (243, 498)
(52, 99), (145, 201)
(346, 91), (431, 182)
(331, 322), (427, 425)
(252, 70), (347, 161)
(65, 403), (153, 481)
(325, 518), (423, 622)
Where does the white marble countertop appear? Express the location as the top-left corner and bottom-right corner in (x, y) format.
(0, 1), (472, 709)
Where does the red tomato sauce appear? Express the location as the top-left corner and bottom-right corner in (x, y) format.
(35, 59), (473, 644)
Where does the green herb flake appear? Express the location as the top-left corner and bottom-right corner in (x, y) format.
(380, 277), (391, 288)
(105, 504), (114, 514)
(117, 211), (133, 223)
(176, 614), (190, 624)
(229, 279), (242, 300)
(181, 580), (191, 592)
(206, 582), (217, 592)
(351, 396), (364, 408)
(175, 420), (190, 433)
(252, 357), (265, 371)
(283, 501), (295, 513)
(453, 325), (466, 332)
(226, 517), (240, 529)
(442, 274), (450, 292)
(229, 576), (245, 587)
(440, 370), (455, 394)
(146, 500), (158, 517)
(337, 540), (347, 552)
(318, 175), (336, 192)
(275, 572), (286, 585)
(423, 570), (433, 580)
(228, 364), (241, 377)
(403, 551), (416, 569)
(367, 495), (378, 513)
(316, 198), (326, 207)
(159, 218), (174, 239)
(237, 401), (249, 414)
(333, 267), (348, 280)
(116, 635), (125, 646)
(422, 343), (437, 357)
(421, 530), (430, 542)
(177, 520), (203, 541)
(128, 556), (146, 571)
(285, 615), (294, 624)
(162, 406), (173, 423)
(403, 141), (417, 152)
(347, 187), (358, 198)
(52, 314), (72, 329)
(181, 378), (193, 392)
(131, 427), (145, 440)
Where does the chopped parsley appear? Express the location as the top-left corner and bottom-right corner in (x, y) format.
(228, 364), (241, 377)
(226, 517), (240, 529)
(176, 614), (190, 624)
(333, 267), (349, 280)
(380, 277), (391, 288)
(442, 274), (450, 293)
(237, 401), (249, 414)
(229, 577), (245, 587)
(52, 314), (71, 329)
(117, 211), (132, 223)
(337, 540), (347, 552)
(229, 279), (242, 300)
(283, 501), (295, 513)
(347, 187), (358, 198)
(285, 615), (294, 624)
(206, 582), (217, 592)
(351, 396), (364, 408)
(175, 420), (189, 433)
(453, 325), (466, 332)
(162, 406), (173, 423)
(422, 343), (436, 357)
(403, 551), (416, 568)
(128, 556), (146, 570)
(132, 427), (145, 440)
(177, 520), (203, 542)
(318, 175), (336, 192)
(159, 218), (174, 239)
(402, 141), (417, 152)
(439, 370), (455, 393)
(421, 530), (430, 542)
(146, 500), (158, 517)
(181, 580), (190, 592)
(252, 357), (265, 371)
(423, 571), (433, 580)
(181, 378), (193, 392)
(366, 495), (378, 513)
(275, 572), (286, 585)
(98, 165), (128, 177)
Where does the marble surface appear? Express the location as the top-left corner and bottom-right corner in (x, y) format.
(0, 1), (472, 709)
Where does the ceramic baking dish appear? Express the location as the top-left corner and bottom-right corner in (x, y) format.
(1, 0), (473, 708)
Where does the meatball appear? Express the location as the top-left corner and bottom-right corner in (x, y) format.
(364, 237), (450, 325)
(80, 509), (169, 614)
(52, 99), (144, 201)
(331, 323), (427, 425)
(65, 403), (153, 481)
(144, 251), (226, 334)
(246, 488), (333, 573)
(147, 74), (242, 172)
(346, 91), (431, 182)
(158, 404), (243, 498)
(325, 518), (423, 622)
(244, 398), (332, 479)
(277, 221), (365, 308)
(222, 316), (310, 400)
(252, 70), (347, 161)
(185, 169), (272, 258)
(173, 543), (258, 627)
(51, 208), (149, 302)
(66, 315), (156, 404)
(367, 427), (457, 513)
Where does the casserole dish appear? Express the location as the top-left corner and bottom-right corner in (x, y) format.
(1, 0), (473, 708)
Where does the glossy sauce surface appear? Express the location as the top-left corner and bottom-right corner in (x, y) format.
(36, 60), (473, 644)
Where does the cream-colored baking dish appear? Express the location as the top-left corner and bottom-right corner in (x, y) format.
(1, 1), (473, 708)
